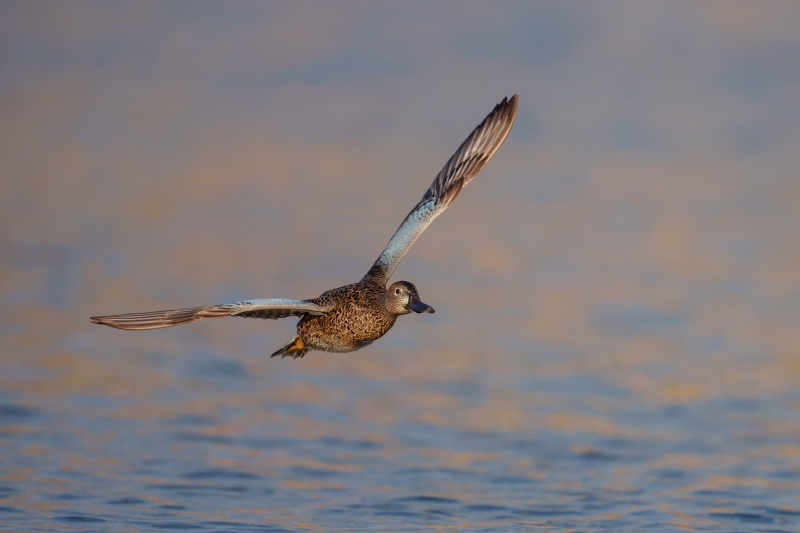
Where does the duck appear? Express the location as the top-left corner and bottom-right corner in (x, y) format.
(91, 95), (518, 358)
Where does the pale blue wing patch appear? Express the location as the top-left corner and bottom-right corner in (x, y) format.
(230, 299), (331, 320)
(370, 199), (447, 282)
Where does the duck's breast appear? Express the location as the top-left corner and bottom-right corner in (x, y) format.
(298, 296), (396, 353)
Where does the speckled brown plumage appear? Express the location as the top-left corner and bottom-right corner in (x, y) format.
(293, 282), (397, 357)
(90, 95), (518, 359)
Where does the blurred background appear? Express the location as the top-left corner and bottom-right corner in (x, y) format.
(2, 2), (800, 531)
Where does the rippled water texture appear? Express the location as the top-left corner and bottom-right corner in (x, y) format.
(3, 3), (800, 532)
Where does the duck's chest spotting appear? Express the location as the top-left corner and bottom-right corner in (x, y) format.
(297, 300), (397, 353)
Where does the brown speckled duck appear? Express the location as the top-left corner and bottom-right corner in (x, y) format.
(91, 95), (518, 358)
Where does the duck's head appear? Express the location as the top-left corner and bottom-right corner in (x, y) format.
(385, 281), (435, 316)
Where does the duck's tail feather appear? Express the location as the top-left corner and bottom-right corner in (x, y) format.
(271, 335), (309, 359)
(90, 304), (233, 331)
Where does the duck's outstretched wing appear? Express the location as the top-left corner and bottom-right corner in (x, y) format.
(90, 299), (330, 331)
(362, 94), (518, 285)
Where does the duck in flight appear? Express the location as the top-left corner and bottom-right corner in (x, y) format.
(91, 95), (518, 358)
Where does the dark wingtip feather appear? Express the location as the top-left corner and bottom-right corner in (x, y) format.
(90, 305), (233, 331)
(428, 94), (519, 207)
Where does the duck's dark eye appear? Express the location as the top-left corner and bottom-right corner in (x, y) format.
(395, 288), (401, 295)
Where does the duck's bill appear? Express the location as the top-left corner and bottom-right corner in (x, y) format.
(406, 300), (435, 313)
